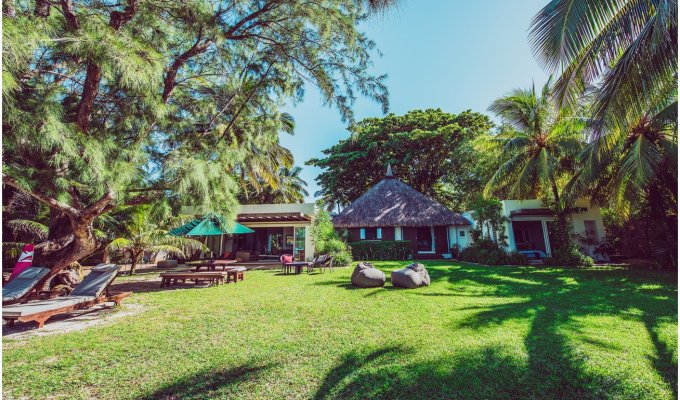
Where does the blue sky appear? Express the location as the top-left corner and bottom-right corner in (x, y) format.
(281, 0), (550, 202)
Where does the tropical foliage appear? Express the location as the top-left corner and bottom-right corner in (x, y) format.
(308, 109), (493, 209)
(311, 204), (352, 266)
(238, 166), (309, 204)
(2, 0), (392, 274)
(106, 207), (206, 275)
(483, 80), (586, 249)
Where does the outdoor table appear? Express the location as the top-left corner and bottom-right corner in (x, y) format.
(190, 260), (237, 272)
(283, 261), (309, 275)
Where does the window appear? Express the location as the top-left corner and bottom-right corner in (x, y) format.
(584, 220), (598, 241)
(416, 227), (434, 253)
(360, 227), (381, 240)
(459, 230), (465, 237)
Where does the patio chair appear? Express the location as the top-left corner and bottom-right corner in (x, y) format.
(280, 254), (294, 273)
(2, 263), (131, 329)
(308, 254), (333, 273)
(2, 266), (51, 305)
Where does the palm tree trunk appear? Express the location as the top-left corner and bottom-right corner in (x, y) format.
(130, 252), (141, 275)
(549, 176), (569, 251)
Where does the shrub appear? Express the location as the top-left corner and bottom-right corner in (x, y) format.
(311, 204), (353, 266)
(543, 244), (594, 267)
(459, 239), (528, 266)
(348, 240), (412, 261)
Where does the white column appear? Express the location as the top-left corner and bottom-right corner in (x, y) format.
(394, 226), (402, 240)
(541, 220), (552, 256)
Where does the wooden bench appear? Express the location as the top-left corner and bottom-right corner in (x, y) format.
(3, 292), (131, 329)
(189, 260), (236, 272)
(227, 267), (246, 283)
(159, 272), (227, 288)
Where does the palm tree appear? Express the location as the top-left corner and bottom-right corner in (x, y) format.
(529, 0), (677, 132)
(240, 166), (309, 204)
(106, 207), (206, 275)
(484, 81), (586, 248)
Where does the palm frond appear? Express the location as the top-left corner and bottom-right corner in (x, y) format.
(6, 219), (48, 241)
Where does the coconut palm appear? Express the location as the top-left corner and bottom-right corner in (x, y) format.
(106, 207), (206, 275)
(484, 81), (586, 247)
(529, 0), (677, 132)
(240, 166), (309, 204)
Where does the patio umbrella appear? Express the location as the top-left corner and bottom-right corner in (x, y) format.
(169, 214), (254, 255)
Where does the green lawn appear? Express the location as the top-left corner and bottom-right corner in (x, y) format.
(3, 261), (677, 399)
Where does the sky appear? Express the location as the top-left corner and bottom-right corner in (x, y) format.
(281, 0), (550, 202)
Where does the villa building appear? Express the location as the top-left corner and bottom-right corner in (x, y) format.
(465, 199), (607, 260)
(331, 166), (472, 259)
(183, 203), (316, 261)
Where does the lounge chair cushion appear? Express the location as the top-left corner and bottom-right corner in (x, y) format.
(391, 263), (431, 289)
(351, 262), (385, 288)
(70, 264), (120, 298)
(2, 266), (50, 303)
(2, 296), (96, 317)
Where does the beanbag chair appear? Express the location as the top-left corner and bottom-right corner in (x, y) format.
(351, 262), (385, 288)
(391, 262), (430, 289)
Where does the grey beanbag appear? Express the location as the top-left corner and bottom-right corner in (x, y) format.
(391, 263), (430, 289)
(351, 262), (385, 288)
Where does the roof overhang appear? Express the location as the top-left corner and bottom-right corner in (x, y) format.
(237, 212), (312, 223)
(509, 207), (588, 219)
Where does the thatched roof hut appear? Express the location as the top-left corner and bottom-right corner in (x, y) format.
(332, 166), (470, 228)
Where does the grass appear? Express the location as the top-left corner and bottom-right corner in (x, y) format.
(2, 261), (677, 399)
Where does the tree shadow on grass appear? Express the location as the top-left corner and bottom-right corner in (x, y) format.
(313, 345), (532, 399)
(442, 264), (677, 399)
(137, 362), (275, 400)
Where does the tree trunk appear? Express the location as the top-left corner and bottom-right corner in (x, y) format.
(129, 251), (142, 275)
(549, 176), (570, 251)
(34, 211), (99, 290)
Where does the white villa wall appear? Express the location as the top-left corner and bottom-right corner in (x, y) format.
(465, 199), (606, 258)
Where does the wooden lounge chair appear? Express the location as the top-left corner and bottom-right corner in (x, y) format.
(2, 266), (51, 305)
(308, 255), (333, 273)
(2, 263), (131, 329)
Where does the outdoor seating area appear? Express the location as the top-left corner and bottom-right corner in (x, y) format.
(2, 264), (131, 329)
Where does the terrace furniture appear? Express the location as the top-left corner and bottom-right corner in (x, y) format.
(308, 255), (333, 273)
(351, 262), (385, 288)
(159, 272), (228, 287)
(283, 262), (308, 275)
(2, 266), (50, 305)
(235, 251), (259, 262)
(190, 260), (237, 272)
(227, 267), (247, 283)
(391, 262), (430, 289)
(2, 263), (131, 329)
(156, 260), (178, 269)
(280, 254), (294, 273)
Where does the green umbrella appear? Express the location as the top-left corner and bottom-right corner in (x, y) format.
(169, 214), (254, 256)
(169, 214), (254, 236)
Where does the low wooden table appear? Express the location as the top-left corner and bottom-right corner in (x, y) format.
(283, 262), (309, 275)
(227, 267), (246, 283)
(159, 272), (227, 287)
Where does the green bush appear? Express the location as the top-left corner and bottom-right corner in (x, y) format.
(311, 204), (353, 266)
(543, 244), (594, 267)
(459, 239), (529, 265)
(348, 240), (412, 261)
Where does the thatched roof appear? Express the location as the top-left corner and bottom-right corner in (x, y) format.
(332, 168), (470, 228)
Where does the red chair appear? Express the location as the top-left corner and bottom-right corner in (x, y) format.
(280, 254), (294, 273)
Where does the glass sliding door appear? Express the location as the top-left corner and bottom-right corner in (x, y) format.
(294, 227), (306, 261)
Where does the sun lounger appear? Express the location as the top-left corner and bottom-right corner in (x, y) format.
(2, 266), (50, 305)
(2, 263), (131, 329)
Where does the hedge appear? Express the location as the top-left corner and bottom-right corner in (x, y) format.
(348, 240), (413, 261)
